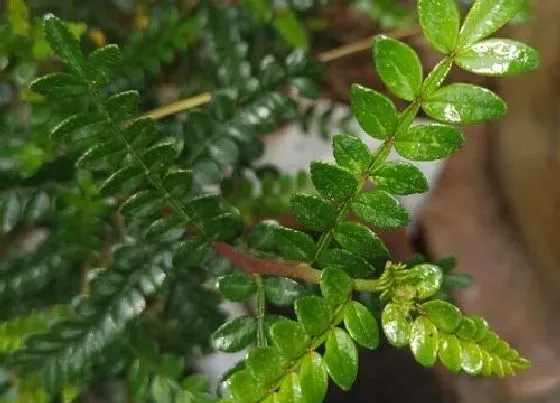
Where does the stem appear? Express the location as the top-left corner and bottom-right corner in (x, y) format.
(254, 274), (267, 347)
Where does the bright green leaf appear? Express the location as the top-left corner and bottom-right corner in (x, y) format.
(456, 318), (477, 340)
(277, 372), (303, 402)
(418, 0), (460, 53)
(332, 134), (372, 174)
(407, 264), (443, 300)
(264, 277), (305, 307)
(350, 84), (398, 139)
(396, 123), (464, 161)
(410, 316), (439, 367)
(310, 162), (358, 202)
(374, 35), (423, 101)
(211, 316), (256, 353)
(30, 72), (87, 98)
(290, 194), (337, 231)
(300, 352), (328, 403)
(246, 346), (286, 385)
(461, 341), (483, 375)
(455, 39), (540, 77)
(320, 267), (352, 306)
(270, 320), (309, 360)
(333, 221), (388, 261)
(352, 190), (409, 229)
(381, 303), (411, 347)
(373, 161), (429, 195)
(438, 333), (462, 373)
(343, 301), (380, 350)
(323, 328), (358, 391)
(294, 296), (332, 336)
(151, 376), (174, 403)
(226, 370), (267, 402)
(218, 274), (257, 302)
(471, 316), (489, 342)
(273, 9), (308, 49)
(8, 0), (31, 36)
(42, 14), (86, 76)
(421, 300), (462, 333)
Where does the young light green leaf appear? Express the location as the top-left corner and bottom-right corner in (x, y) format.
(396, 123), (463, 161)
(277, 372), (303, 402)
(374, 35), (423, 101)
(407, 264), (444, 300)
(8, 0), (31, 36)
(30, 72), (88, 98)
(333, 221), (388, 261)
(323, 328), (358, 391)
(332, 134), (373, 174)
(218, 274), (257, 302)
(352, 190), (410, 229)
(410, 316), (439, 367)
(320, 267), (352, 307)
(350, 84), (398, 139)
(294, 296), (332, 336)
(471, 316), (489, 342)
(264, 277), (305, 307)
(42, 14), (86, 76)
(438, 334), (462, 373)
(310, 162), (358, 202)
(211, 316), (256, 353)
(273, 8), (309, 50)
(459, 0), (526, 48)
(226, 370), (267, 402)
(456, 318), (477, 340)
(270, 320), (309, 360)
(461, 341), (483, 374)
(422, 84), (507, 124)
(273, 227), (316, 261)
(343, 301), (380, 350)
(373, 161), (428, 195)
(246, 346), (287, 385)
(418, 0), (460, 54)
(421, 58), (454, 97)
(290, 194), (337, 231)
(300, 352), (328, 403)
(421, 300), (463, 333)
(381, 303), (411, 348)
(455, 39), (540, 77)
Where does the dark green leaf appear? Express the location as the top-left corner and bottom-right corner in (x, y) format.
(373, 161), (428, 195)
(120, 190), (162, 216)
(270, 320), (309, 360)
(142, 142), (176, 169)
(396, 123), (464, 161)
(310, 162), (358, 202)
(294, 296), (332, 336)
(290, 194), (337, 231)
(292, 77), (320, 99)
(443, 273), (473, 289)
(144, 217), (184, 242)
(333, 221), (388, 261)
(350, 84), (398, 139)
(316, 248), (376, 278)
(300, 352), (328, 403)
(332, 134), (372, 174)
(374, 35), (423, 101)
(124, 117), (156, 147)
(76, 142), (123, 169)
(43, 360), (62, 397)
(458, 0), (526, 47)
(273, 226), (316, 261)
(422, 84), (507, 124)
(163, 169), (193, 196)
(455, 39), (539, 77)
(226, 370), (266, 402)
(246, 346), (286, 385)
(88, 44), (121, 83)
(106, 90), (139, 121)
(30, 72), (87, 98)
(205, 211), (243, 241)
(209, 137), (239, 166)
(438, 333), (462, 373)
(218, 274), (257, 302)
(211, 316), (257, 353)
(461, 341), (483, 375)
(320, 267), (352, 306)
(421, 300), (462, 333)
(352, 190), (409, 229)
(100, 165), (144, 196)
(209, 90), (237, 121)
(381, 303), (411, 347)
(410, 316), (439, 367)
(264, 277), (304, 307)
(42, 14), (86, 76)
(323, 328), (358, 391)
(418, 0), (460, 53)
(343, 301), (379, 350)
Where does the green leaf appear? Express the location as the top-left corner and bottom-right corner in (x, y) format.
(273, 227), (316, 261)
(142, 142), (177, 169)
(422, 84), (507, 124)
(120, 190), (162, 216)
(418, 0), (460, 53)
(373, 161), (428, 195)
(124, 117), (156, 148)
(352, 190), (409, 229)
(323, 328), (358, 391)
(42, 14), (86, 76)
(290, 194), (337, 231)
(408, 264), (444, 299)
(100, 165), (144, 196)
(278, 372), (303, 402)
(246, 346), (286, 385)
(310, 162), (358, 202)
(374, 35), (423, 101)
(144, 217), (185, 242)
(381, 303), (411, 347)
(226, 370), (266, 402)
(471, 316), (489, 342)
(292, 77), (320, 99)
(264, 277), (305, 307)
(163, 169), (193, 196)
(332, 135), (373, 175)
(410, 316), (439, 367)
(43, 360), (62, 397)
(273, 9), (308, 49)
(8, 0), (31, 36)
(106, 90), (139, 121)
(270, 320), (309, 360)
(295, 296), (332, 336)
(320, 267), (352, 306)
(317, 248), (376, 278)
(343, 301), (380, 350)
(211, 316), (257, 353)
(30, 73), (87, 98)
(438, 334), (462, 373)
(456, 318), (477, 340)
(455, 39), (540, 77)
(333, 221), (388, 261)
(422, 57), (454, 97)
(218, 274), (257, 302)
(300, 352), (328, 403)
(421, 300), (462, 333)
(151, 376), (174, 403)
(396, 123), (464, 161)
(459, 0), (526, 47)
(88, 44), (121, 83)
(461, 341), (483, 375)
(350, 84), (398, 139)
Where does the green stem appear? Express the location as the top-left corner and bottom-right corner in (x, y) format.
(254, 274), (267, 347)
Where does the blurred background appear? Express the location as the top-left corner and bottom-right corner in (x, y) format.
(1, 0), (559, 402)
